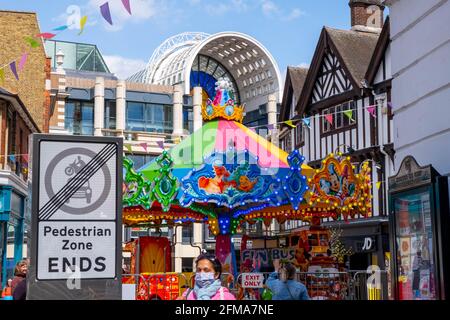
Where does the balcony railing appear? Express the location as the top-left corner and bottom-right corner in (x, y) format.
(101, 129), (188, 150)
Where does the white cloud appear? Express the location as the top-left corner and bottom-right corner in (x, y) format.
(103, 55), (147, 79)
(261, 0), (279, 16)
(88, 0), (164, 31)
(283, 8), (305, 21)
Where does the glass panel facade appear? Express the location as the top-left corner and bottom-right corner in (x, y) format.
(44, 40), (110, 73)
(126, 154), (157, 171)
(65, 100), (94, 135)
(126, 102), (173, 133)
(104, 100), (116, 130)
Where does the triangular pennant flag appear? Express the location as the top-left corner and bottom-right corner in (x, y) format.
(124, 144), (132, 153)
(0, 69), (4, 84)
(100, 2), (113, 25)
(9, 155), (16, 163)
(36, 33), (56, 39)
(9, 61), (19, 80)
(325, 113), (333, 125)
(140, 142), (148, 153)
(79, 16), (88, 35)
(53, 25), (69, 31)
(24, 36), (40, 48)
(302, 118), (311, 128)
(121, 0), (132, 14)
(344, 109), (354, 122)
(18, 53), (28, 72)
(367, 105), (376, 118)
(22, 154), (29, 163)
(284, 120), (296, 128)
(267, 124), (276, 130)
(156, 140), (164, 150)
(376, 181), (382, 190)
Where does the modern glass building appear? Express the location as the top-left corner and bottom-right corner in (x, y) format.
(45, 40), (110, 73)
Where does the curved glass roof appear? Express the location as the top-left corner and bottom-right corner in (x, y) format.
(127, 32), (282, 112)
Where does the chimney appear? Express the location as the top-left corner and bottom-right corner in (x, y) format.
(349, 0), (385, 32)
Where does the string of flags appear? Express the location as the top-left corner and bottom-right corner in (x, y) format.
(250, 102), (392, 131)
(100, 0), (132, 26)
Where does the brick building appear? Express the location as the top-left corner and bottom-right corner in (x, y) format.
(0, 10), (49, 287)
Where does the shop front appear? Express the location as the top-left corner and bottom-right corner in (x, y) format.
(388, 156), (450, 300)
(0, 184), (30, 288)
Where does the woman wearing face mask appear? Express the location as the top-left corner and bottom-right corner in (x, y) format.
(177, 254), (236, 300)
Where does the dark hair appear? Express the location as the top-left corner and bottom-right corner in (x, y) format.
(282, 263), (297, 280)
(195, 254), (222, 277)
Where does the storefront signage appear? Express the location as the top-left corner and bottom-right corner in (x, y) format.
(388, 156), (435, 193)
(241, 273), (264, 288)
(241, 248), (296, 266)
(28, 134), (123, 300)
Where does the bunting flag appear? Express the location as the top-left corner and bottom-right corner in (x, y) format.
(325, 113), (333, 125)
(302, 118), (311, 129)
(24, 36), (40, 48)
(21, 154), (29, 163)
(0, 69), (4, 84)
(9, 155), (16, 163)
(344, 109), (354, 122)
(284, 120), (296, 128)
(267, 124), (276, 130)
(18, 53), (28, 72)
(9, 61), (19, 80)
(36, 33), (56, 39)
(387, 102), (393, 111)
(376, 181), (382, 190)
(124, 144), (132, 153)
(121, 0), (132, 14)
(156, 140), (164, 150)
(367, 105), (377, 118)
(100, 2), (113, 25)
(140, 142), (148, 153)
(53, 25), (69, 31)
(79, 16), (88, 35)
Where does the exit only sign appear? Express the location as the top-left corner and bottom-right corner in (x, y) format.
(241, 273), (264, 288)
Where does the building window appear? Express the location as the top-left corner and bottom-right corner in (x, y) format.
(65, 100), (94, 135)
(182, 225), (193, 244)
(295, 125), (304, 147)
(183, 105), (193, 133)
(321, 101), (356, 134)
(104, 100), (116, 130)
(182, 258), (194, 272)
(126, 102), (173, 133)
(126, 154), (157, 170)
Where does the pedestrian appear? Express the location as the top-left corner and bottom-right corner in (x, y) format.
(176, 253), (236, 300)
(1, 279), (13, 300)
(12, 276), (27, 300)
(266, 259), (309, 300)
(11, 260), (28, 296)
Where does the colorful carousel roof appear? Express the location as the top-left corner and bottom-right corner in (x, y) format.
(123, 80), (372, 235)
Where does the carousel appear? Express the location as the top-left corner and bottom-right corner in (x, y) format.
(122, 78), (373, 276)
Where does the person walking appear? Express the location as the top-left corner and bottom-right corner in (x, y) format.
(177, 253), (236, 300)
(266, 259), (309, 300)
(1, 279), (13, 300)
(11, 260), (28, 300)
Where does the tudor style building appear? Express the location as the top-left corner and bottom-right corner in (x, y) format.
(280, 1), (394, 272)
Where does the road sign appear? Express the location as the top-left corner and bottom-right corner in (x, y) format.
(241, 273), (264, 288)
(28, 134), (123, 300)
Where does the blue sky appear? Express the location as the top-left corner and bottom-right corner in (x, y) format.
(1, 0), (353, 79)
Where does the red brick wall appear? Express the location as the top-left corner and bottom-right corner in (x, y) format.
(43, 57), (52, 133)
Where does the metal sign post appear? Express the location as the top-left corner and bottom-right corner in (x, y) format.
(27, 134), (123, 300)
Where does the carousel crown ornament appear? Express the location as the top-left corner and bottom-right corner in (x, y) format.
(202, 78), (245, 123)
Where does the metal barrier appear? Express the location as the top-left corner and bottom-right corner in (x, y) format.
(123, 269), (389, 300)
(123, 273), (189, 300)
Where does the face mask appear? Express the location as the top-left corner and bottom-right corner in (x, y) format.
(279, 269), (288, 282)
(195, 272), (216, 288)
